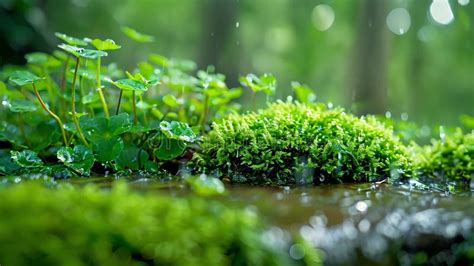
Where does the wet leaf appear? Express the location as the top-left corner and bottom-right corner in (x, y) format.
(9, 100), (37, 113)
(57, 145), (94, 176)
(121, 26), (155, 43)
(186, 174), (226, 196)
(93, 136), (124, 162)
(239, 73), (276, 95)
(80, 113), (132, 142)
(112, 79), (147, 91)
(154, 138), (186, 160)
(91, 38), (121, 51)
(54, 32), (88, 46)
(0, 149), (20, 175)
(115, 146), (149, 170)
(9, 71), (44, 86)
(159, 121), (197, 142)
(10, 150), (43, 168)
(58, 44), (108, 59)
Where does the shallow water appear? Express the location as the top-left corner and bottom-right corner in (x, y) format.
(62, 177), (474, 265)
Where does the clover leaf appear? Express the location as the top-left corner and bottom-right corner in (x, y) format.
(58, 44), (107, 59)
(112, 79), (148, 91)
(91, 38), (121, 51)
(54, 32), (88, 46)
(11, 150), (43, 168)
(57, 145), (94, 176)
(9, 71), (44, 86)
(121, 26), (155, 43)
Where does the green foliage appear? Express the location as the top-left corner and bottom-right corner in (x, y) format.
(10, 150), (43, 168)
(186, 174), (226, 196)
(195, 101), (412, 185)
(54, 32), (88, 46)
(0, 181), (318, 266)
(413, 129), (473, 183)
(58, 44), (107, 59)
(57, 145), (94, 176)
(121, 26), (155, 43)
(9, 70), (44, 86)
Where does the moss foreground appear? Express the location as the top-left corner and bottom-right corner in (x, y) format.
(0, 181), (320, 266)
(195, 101), (412, 185)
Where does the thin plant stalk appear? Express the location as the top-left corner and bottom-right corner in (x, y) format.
(18, 113), (31, 148)
(132, 91), (137, 125)
(116, 89), (123, 115)
(32, 82), (68, 147)
(96, 56), (110, 118)
(138, 93), (148, 125)
(199, 93), (209, 132)
(71, 57), (89, 147)
(59, 57), (70, 118)
(252, 91), (256, 111)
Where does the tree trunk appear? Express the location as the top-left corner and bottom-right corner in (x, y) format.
(348, 0), (388, 115)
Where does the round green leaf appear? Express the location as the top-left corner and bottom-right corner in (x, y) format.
(9, 71), (44, 86)
(92, 136), (124, 162)
(112, 79), (147, 91)
(58, 44), (107, 59)
(54, 32), (88, 46)
(10, 150), (43, 168)
(159, 121), (197, 142)
(9, 100), (37, 113)
(57, 145), (94, 176)
(91, 38), (121, 51)
(121, 26), (155, 43)
(154, 138), (186, 160)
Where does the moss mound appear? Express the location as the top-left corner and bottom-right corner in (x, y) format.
(195, 101), (412, 185)
(414, 129), (473, 183)
(0, 182), (317, 266)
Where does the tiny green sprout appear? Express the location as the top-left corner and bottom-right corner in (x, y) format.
(54, 32), (88, 46)
(239, 73), (276, 110)
(121, 26), (155, 43)
(9, 71), (68, 147)
(291, 81), (316, 104)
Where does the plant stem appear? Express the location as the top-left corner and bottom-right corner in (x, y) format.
(116, 89), (123, 115)
(60, 57), (70, 118)
(252, 91), (256, 111)
(32, 83), (68, 147)
(132, 91), (137, 125)
(138, 93), (148, 125)
(71, 57), (89, 147)
(18, 113), (31, 148)
(96, 56), (110, 118)
(199, 93), (209, 132)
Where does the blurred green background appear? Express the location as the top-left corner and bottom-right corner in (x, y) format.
(1, 0), (473, 126)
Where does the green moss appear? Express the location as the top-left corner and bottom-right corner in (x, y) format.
(195, 101), (412, 185)
(0, 181), (318, 266)
(413, 129), (473, 183)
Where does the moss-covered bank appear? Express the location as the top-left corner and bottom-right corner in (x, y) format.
(0, 181), (320, 266)
(195, 101), (412, 185)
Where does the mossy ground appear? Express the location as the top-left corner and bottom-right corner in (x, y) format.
(0, 181), (320, 266)
(195, 101), (412, 185)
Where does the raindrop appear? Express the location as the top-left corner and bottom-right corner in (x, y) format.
(311, 4), (335, 31)
(400, 112), (408, 121)
(386, 8), (411, 35)
(289, 244), (305, 260)
(327, 102), (333, 109)
(385, 111), (391, 119)
(355, 201), (368, 212)
(235, 21), (240, 28)
(458, 0), (470, 5)
(430, 0), (454, 25)
(77, 48), (85, 53)
(439, 126), (446, 142)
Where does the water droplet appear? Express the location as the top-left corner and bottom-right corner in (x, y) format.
(385, 111), (391, 118)
(327, 102), (333, 109)
(235, 21), (240, 28)
(458, 0), (470, 6)
(400, 112), (408, 121)
(386, 8), (411, 36)
(358, 219), (371, 233)
(355, 201), (368, 212)
(289, 244), (305, 260)
(430, 0), (454, 25)
(439, 126), (446, 142)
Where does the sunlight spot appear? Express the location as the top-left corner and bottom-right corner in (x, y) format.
(311, 5), (335, 31)
(430, 0), (454, 25)
(386, 8), (411, 35)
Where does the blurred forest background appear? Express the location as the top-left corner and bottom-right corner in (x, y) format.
(0, 0), (473, 127)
